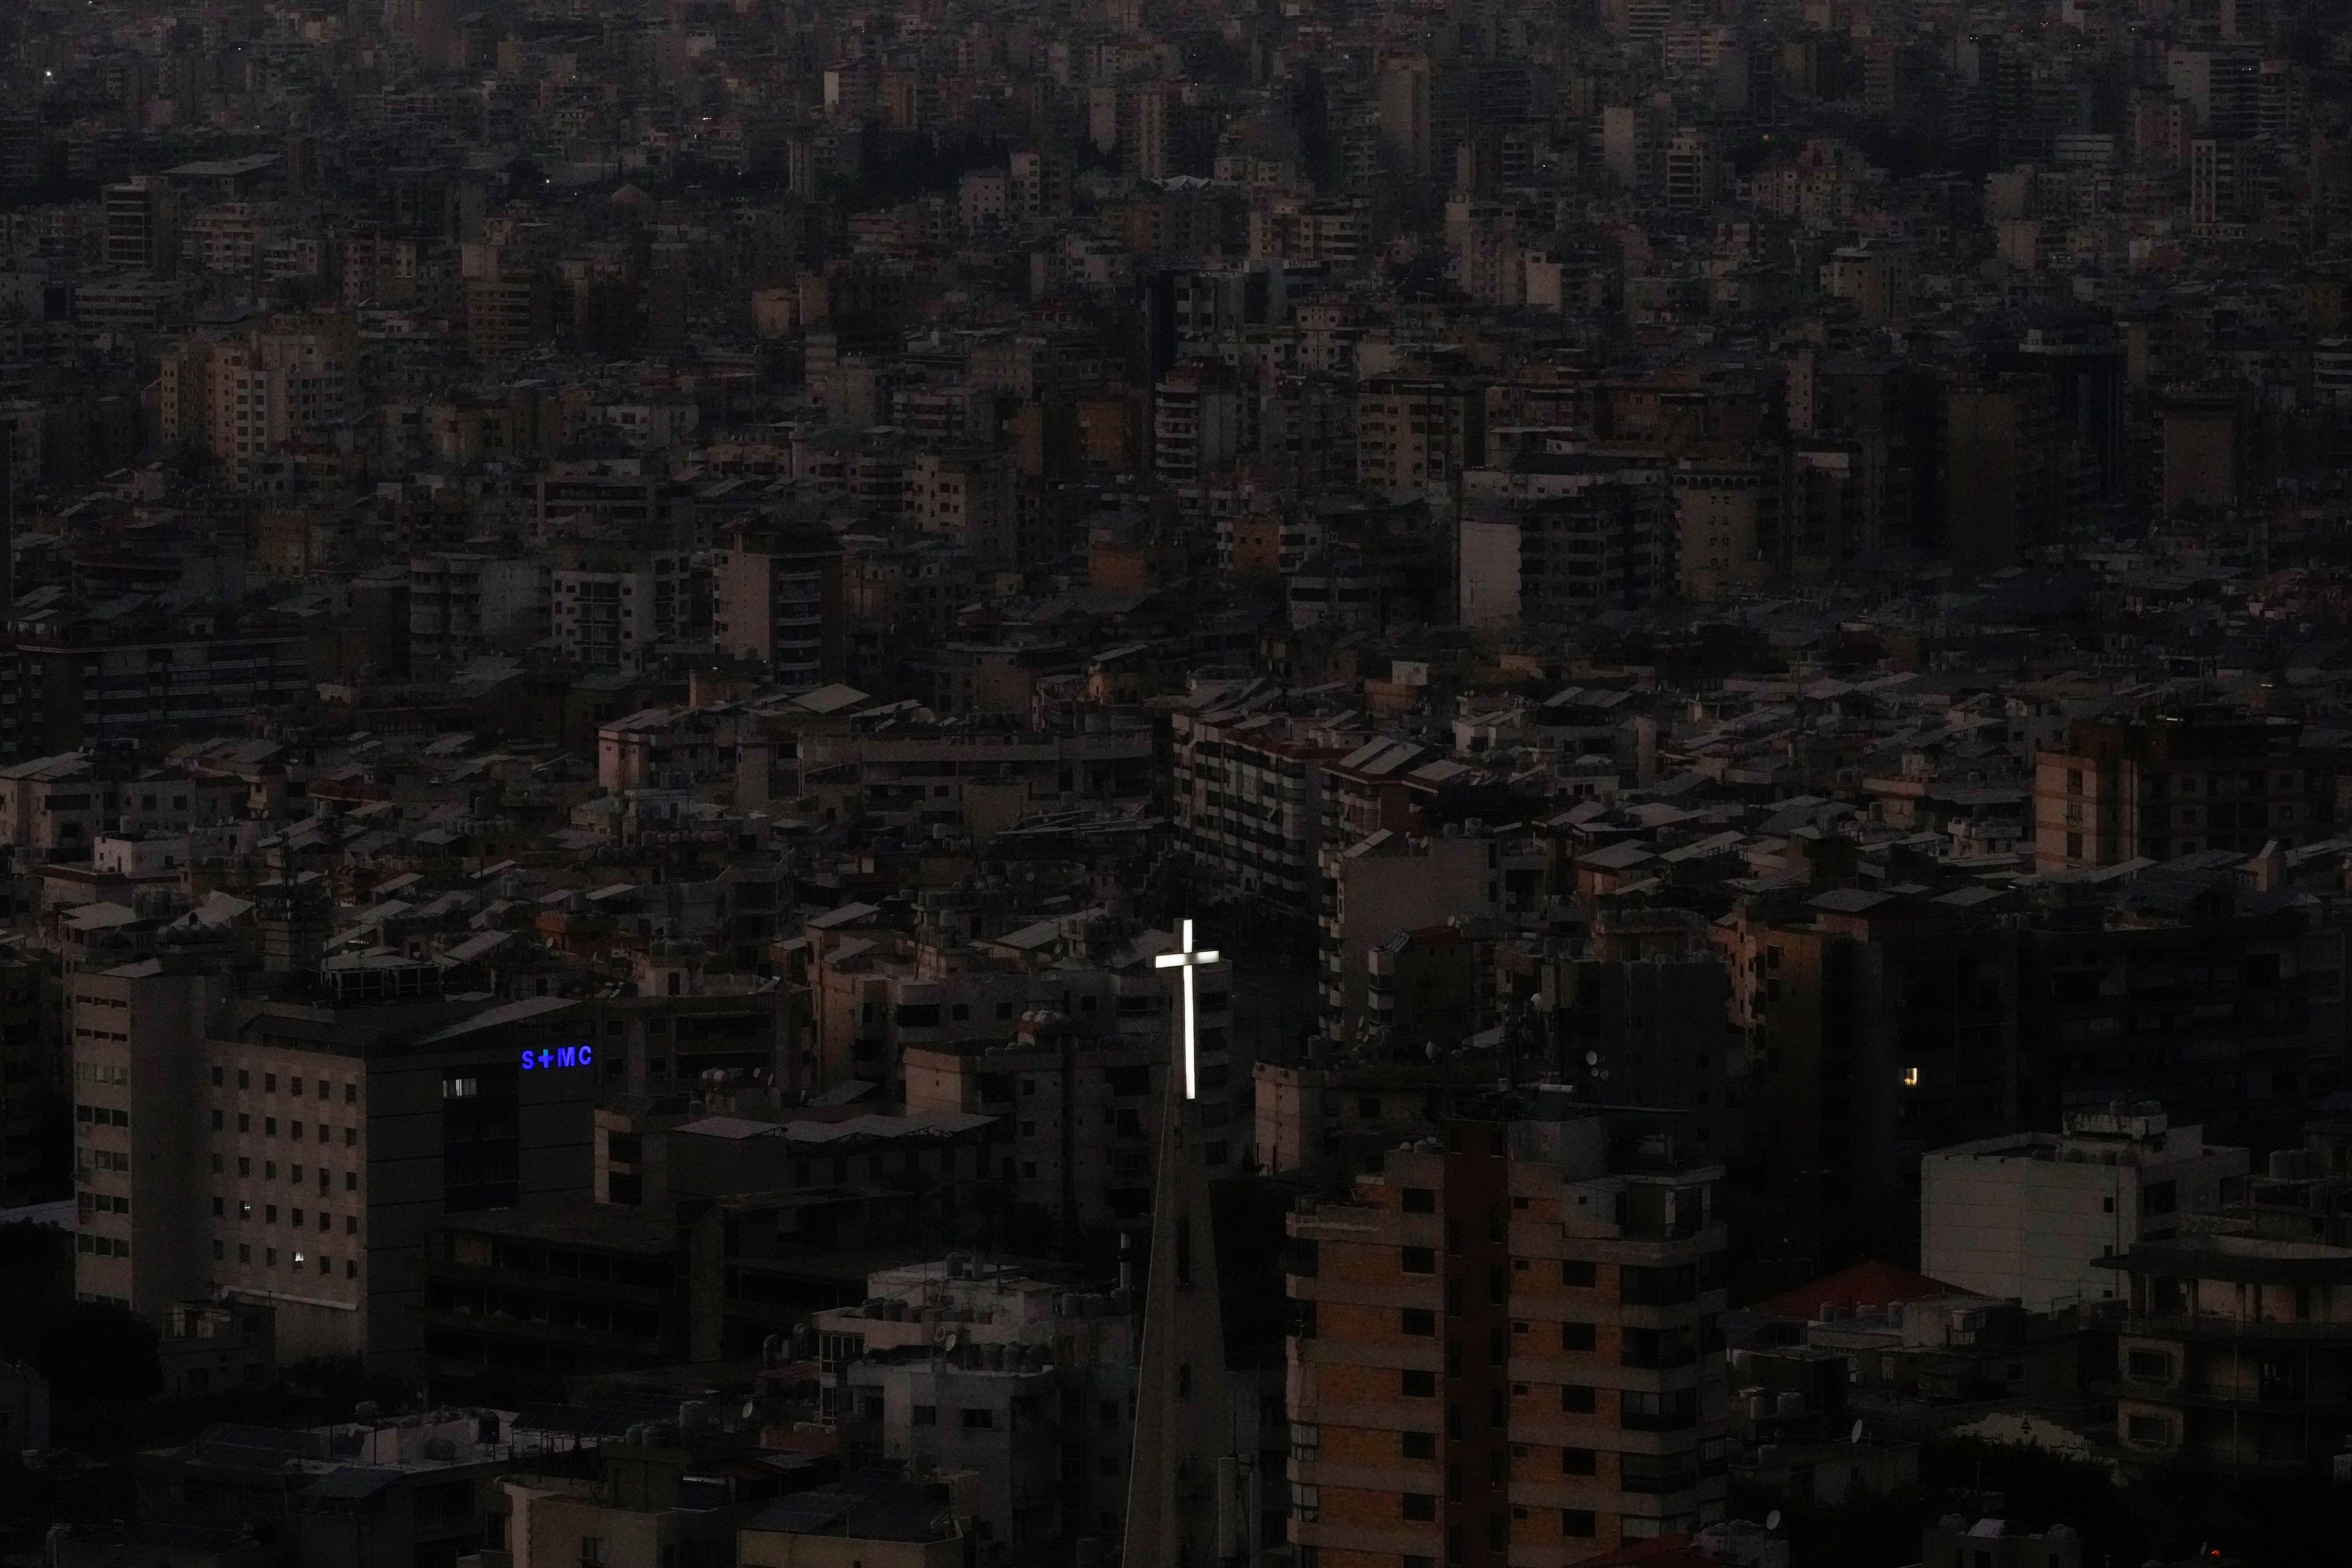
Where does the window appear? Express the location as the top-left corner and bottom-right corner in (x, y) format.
(912, 1404), (937, 1425)
(1402, 1246), (1436, 1275)
(1402, 1308), (1437, 1336)
(1401, 1370), (1437, 1398)
(2127, 1414), (2171, 1444)
(1562, 1510), (1597, 1539)
(1402, 1494), (1437, 1522)
(1403, 1187), (1437, 1214)
(1561, 1447), (1596, 1476)
(1621, 1388), (1698, 1431)
(2127, 1349), (2171, 1381)
(961, 1409), (995, 1430)
(1402, 1431), (1436, 1460)
(1561, 1259), (1597, 1288)
(1560, 1384), (1596, 1414)
(580, 1539), (604, 1568)
(210, 1067), (222, 1087)
(1562, 1322), (1596, 1352)
(1619, 1264), (1696, 1305)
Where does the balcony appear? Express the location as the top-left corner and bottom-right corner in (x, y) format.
(1619, 1455), (1700, 1495)
(2128, 1311), (2352, 1343)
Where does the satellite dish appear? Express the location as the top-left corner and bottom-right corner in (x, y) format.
(943, 1332), (960, 1354)
(1765, 1510), (1782, 1532)
(1585, 1050), (1600, 1066)
(1850, 1419), (1866, 1444)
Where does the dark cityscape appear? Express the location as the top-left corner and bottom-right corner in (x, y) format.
(2, 1), (2352, 1566)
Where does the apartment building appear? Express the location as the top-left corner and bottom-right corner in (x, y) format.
(1171, 698), (1355, 914)
(0, 952), (43, 1208)
(713, 524), (848, 687)
(907, 449), (1015, 565)
(802, 916), (1245, 1212)
(1671, 458), (1774, 603)
(1459, 453), (1675, 624)
(2106, 1232), (2352, 1476)
(552, 546), (703, 673)
(905, 1001), (1238, 1230)
(1319, 829), (1501, 1047)
(1357, 377), (1485, 498)
(102, 177), (177, 273)
(409, 552), (551, 670)
(1512, 930), (1753, 1164)
(1285, 1101), (1729, 1566)
(2030, 712), (2340, 874)
(576, 949), (791, 1099)
(786, 713), (1155, 830)
(1254, 1050), (1510, 1177)
(414, 1201), (720, 1384)
(1153, 361), (1245, 488)
(1714, 890), (2022, 1240)
(69, 948), (598, 1368)
(156, 314), (358, 483)
(1922, 1106), (2248, 1311)
(8, 607), (312, 753)
(816, 1259), (1136, 1547)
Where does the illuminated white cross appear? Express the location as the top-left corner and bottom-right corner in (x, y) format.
(1153, 918), (1221, 1100)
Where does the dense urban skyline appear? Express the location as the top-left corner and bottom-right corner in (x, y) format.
(2, 1), (2352, 1567)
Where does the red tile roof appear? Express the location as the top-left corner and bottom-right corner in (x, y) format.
(1749, 1258), (1979, 1319)
(1572, 1535), (1718, 1568)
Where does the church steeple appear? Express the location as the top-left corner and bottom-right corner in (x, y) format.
(1123, 920), (1238, 1567)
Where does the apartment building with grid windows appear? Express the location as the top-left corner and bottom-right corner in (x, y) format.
(1284, 1100), (1728, 1567)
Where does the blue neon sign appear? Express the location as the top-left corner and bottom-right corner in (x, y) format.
(520, 1044), (594, 1071)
